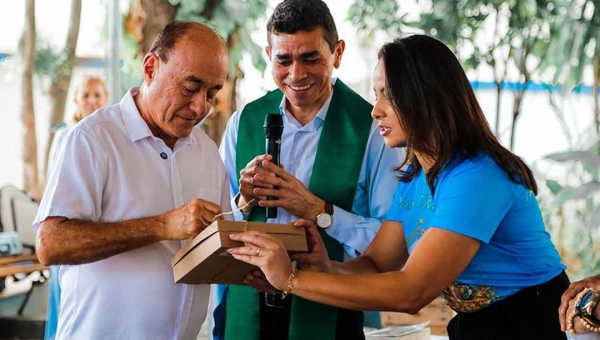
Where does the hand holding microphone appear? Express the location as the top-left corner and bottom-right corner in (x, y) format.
(237, 114), (284, 214)
(263, 114), (283, 219)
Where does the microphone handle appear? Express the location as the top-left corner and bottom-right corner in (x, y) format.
(265, 138), (281, 219)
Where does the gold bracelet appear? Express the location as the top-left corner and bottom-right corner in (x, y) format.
(281, 264), (297, 299)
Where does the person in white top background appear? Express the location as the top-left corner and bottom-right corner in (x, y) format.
(33, 21), (231, 340)
(48, 75), (109, 171)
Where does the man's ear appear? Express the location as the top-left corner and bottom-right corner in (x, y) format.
(265, 46), (271, 60)
(142, 52), (159, 84)
(333, 40), (346, 69)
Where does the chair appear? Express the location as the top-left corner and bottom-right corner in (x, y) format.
(0, 184), (47, 317)
(0, 184), (39, 252)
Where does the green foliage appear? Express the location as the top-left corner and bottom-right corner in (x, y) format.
(348, 0), (404, 35)
(120, 33), (145, 93)
(171, 0), (268, 77)
(541, 148), (600, 278)
(34, 37), (67, 82)
(545, 0), (600, 92)
(545, 179), (563, 194)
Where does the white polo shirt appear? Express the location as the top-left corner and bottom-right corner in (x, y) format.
(34, 88), (231, 340)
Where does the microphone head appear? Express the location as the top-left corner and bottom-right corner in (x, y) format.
(264, 113), (283, 139)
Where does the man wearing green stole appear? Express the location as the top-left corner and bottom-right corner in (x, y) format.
(215, 0), (404, 339)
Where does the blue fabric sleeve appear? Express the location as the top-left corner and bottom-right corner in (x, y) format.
(385, 181), (404, 223)
(430, 158), (516, 243)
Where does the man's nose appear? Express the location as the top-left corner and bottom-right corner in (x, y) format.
(190, 93), (209, 117)
(288, 62), (307, 81)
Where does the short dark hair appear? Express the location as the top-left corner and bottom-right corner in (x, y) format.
(378, 35), (538, 195)
(149, 21), (199, 63)
(267, 0), (339, 52)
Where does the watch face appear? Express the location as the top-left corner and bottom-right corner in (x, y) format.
(317, 213), (332, 228)
(577, 290), (596, 317)
(582, 291), (594, 306)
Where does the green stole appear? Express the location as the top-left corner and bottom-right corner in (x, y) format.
(225, 80), (373, 340)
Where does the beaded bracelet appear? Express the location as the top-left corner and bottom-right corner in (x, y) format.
(568, 288), (600, 333)
(281, 264), (297, 299)
(581, 317), (600, 333)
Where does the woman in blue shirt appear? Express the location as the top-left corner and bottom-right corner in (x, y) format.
(229, 34), (568, 339)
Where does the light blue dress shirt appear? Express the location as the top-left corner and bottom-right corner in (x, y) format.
(219, 82), (403, 258)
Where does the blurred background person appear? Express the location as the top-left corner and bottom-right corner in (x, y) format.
(48, 75), (109, 172)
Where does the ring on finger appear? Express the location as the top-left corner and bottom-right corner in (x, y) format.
(255, 247), (262, 257)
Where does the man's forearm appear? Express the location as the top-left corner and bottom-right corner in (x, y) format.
(37, 216), (166, 265)
(331, 255), (379, 275)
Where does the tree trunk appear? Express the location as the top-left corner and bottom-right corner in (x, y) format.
(203, 71), (238, 146)
(125, 0), (177, 57)
(202, 29), (241, 146)
(42, 0), (82, 185)
(18, 0), (39, 199)
(494, 81), (502, 136)
(509, 88), (526, 151)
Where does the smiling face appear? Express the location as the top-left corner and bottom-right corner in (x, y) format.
(141, 32), (228, 144)
(266, 27), (344, 119)
(74, 79), (108, 121)
(371, 59), (406, 148)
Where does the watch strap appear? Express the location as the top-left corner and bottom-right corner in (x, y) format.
(324, 201), (334, 215)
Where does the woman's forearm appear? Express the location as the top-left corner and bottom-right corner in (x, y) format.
(290, 270), (427, 313)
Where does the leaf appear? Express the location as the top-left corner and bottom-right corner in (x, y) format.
(517, 0), (537, 19)
(545, 179), (563, 195)
(544, 150), (600, 169)
(589, 207), (600, 229)
(555, 181), (600, 204)
(238, 28), (266, 73)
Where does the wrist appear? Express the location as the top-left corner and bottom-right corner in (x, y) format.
(281, 264), (298, 299)
(308, 198), (326, 222)
(237, 193), (255, 213)
(152, 214), (169, 240)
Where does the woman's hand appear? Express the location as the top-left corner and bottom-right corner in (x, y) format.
(290, 219), (332, 273)
(228, 231), (292, 290)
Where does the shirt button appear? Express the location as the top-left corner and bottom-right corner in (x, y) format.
(333, 231), (339, 237)
(160, 152), (168, 160)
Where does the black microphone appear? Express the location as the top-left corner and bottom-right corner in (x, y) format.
(263, 114), (283, 219)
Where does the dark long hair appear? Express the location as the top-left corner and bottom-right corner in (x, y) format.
(378, 35), (538, 195)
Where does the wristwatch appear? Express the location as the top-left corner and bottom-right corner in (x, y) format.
(575, 289), (600, 326)
(316, 201), (334, 229)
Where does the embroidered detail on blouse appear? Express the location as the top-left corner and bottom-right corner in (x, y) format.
(443, 284), (499, 313)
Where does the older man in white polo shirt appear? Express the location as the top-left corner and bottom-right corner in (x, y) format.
(34, 21), (230, 340)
